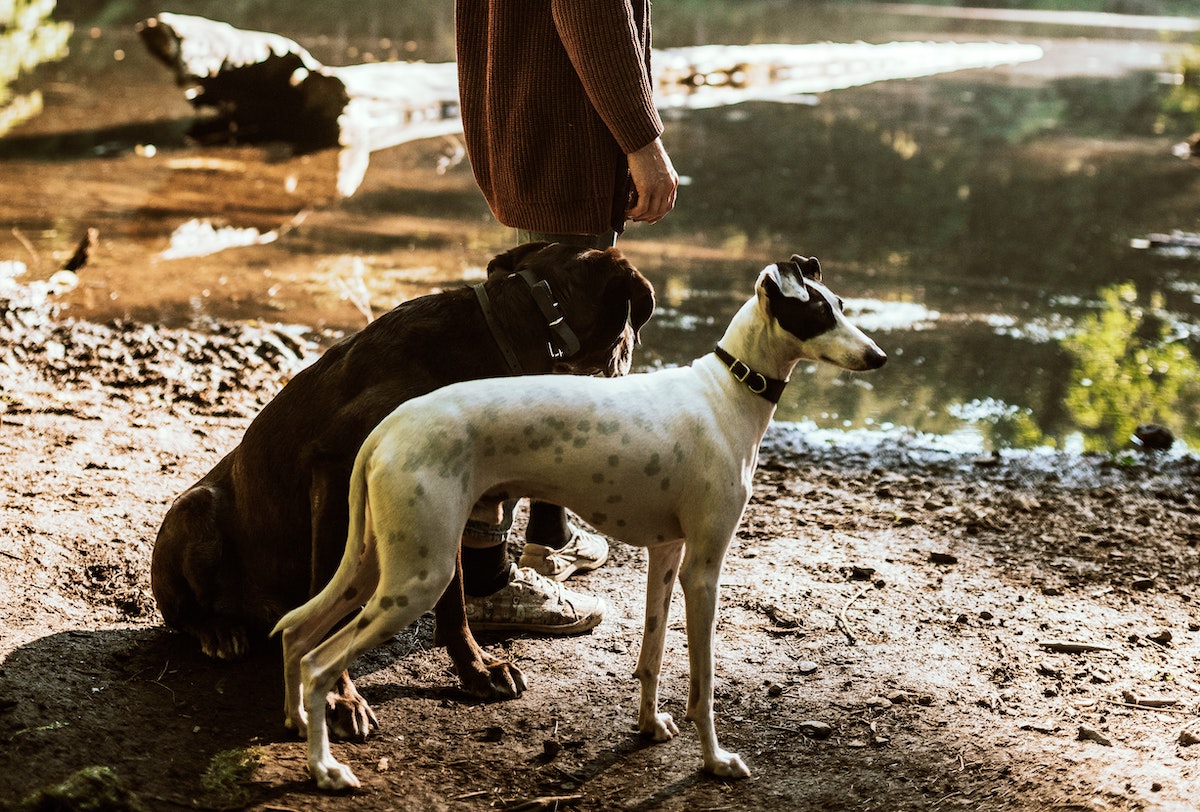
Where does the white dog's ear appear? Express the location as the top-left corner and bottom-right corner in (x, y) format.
(791, 254), (822, 283)
(757, 262), (809, 307)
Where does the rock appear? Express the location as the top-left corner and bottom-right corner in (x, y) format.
(798, 660), (819, 675)
(762, 602), (802, 629)
(1179, 729), (1200, 747)
(865, 695), (893, 709)
(1131, 576), (1156, 591)
(1132, 423), (1174, 451)
(929, 551), (958, 565)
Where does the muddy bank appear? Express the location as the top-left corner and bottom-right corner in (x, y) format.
(1, 292), (1199, 811)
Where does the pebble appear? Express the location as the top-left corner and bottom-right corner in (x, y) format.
(1036, 661), (1062, 678)
(1179, 729), (1200, 747)
(1131, 576), (1156, 591)
(928, 551), (958, 565)
(865, 695), (893, 709)
(798, 661), (819, 675)
(1147, 629), (1173, 646)
(798, 720), (833, 740)
(1078, 726), (1112, 746)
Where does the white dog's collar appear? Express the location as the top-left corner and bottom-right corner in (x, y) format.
(713, 345), (787, 403)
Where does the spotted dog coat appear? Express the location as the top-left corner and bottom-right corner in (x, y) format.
(274, 255), (887, 790)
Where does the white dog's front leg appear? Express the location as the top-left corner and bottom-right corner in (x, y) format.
(634, 541), (684, 742)
(679, 545), (751, 779)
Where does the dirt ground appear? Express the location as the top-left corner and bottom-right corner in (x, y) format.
(1, 282), (1199, 812)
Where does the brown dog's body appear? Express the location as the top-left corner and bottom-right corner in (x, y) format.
(152, 243), (654, 733)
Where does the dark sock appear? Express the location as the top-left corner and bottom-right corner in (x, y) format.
(461, 544), (510, 597)
(526, 501), (570, 549)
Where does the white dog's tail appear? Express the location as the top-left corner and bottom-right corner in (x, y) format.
(271, 456), (374, 638)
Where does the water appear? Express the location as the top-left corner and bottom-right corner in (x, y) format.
(3, 1), (1199, 453)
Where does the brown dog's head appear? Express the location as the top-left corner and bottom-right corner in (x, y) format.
(486, 242), (655, 377)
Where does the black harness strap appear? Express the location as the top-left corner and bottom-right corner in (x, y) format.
(474, 283), (525, 375)
(473, 271), (584, 375)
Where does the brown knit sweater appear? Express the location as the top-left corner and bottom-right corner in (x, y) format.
(455, 0), (663, 235)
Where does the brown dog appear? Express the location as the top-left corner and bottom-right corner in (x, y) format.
(152, 242), (654, 737)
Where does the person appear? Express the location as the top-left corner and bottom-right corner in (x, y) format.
(453, 0), (679, 635)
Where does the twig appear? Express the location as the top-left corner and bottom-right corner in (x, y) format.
(505, 794), (584, 811)
(837, 584), (871, 645)
(1104, 699), (1189, 715)
(1037, 640), (1113, 654)
(454, 790), (490, 801)
(11, 227), (38, 267)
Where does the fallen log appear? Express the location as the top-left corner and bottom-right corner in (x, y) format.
(138, 13), (461, 196)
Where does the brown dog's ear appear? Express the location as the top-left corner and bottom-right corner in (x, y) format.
(606, 250), (655, 342)
(627, 268), (656, 342)
(487, 242), (554, 277)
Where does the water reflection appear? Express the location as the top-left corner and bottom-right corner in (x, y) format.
(2, 2), (1199, 453)
(1062, 283), (1200, 452)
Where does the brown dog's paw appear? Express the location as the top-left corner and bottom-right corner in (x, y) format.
(326, 678), (379, 741)
(196, 625), (250, 661)
(458, 653), (528, 700)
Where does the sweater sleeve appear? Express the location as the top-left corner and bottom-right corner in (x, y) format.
(551, 0), (663, 156)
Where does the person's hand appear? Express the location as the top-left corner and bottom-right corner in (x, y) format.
(626, 137), (678, 225)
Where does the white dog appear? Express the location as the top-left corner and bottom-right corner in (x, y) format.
(275, 255), (887, 789)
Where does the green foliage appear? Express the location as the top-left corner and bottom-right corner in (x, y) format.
(201, 747), (265, 807)
(1160, 45), (1200, 131)
(19, 765), (147, 812)
(0, 0), (72, 137)
(1062, 283), (1200, 452)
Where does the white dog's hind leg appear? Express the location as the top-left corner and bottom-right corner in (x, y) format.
(299, 582), (436, 790)
(634, 541), (684, 742)
(679, 538), (751, 779)
(280, 542), (379, 735)
(276, 471), (380, 734)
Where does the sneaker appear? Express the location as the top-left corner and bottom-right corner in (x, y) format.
(519, 523), (610, 581)
(464, 564), (605, 635)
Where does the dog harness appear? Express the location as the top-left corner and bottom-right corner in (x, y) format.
(474, 272), (583, 375)
(713, 344), (788, 404)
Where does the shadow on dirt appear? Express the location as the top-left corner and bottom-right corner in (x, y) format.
(0, 627), (283, 807)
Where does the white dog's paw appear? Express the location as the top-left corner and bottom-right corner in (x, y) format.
(639, 711), (680, 742)
(313, 758), (361, 791)
(705, 748), (751, 779)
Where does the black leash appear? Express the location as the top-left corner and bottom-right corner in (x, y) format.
(473, 272), (583, 375)
(713, 344), (788, 404)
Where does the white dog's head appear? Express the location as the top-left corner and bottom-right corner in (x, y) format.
(756, 255), (887, 371)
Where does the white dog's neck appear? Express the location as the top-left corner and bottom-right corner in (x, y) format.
(714, 296), (805, 385)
